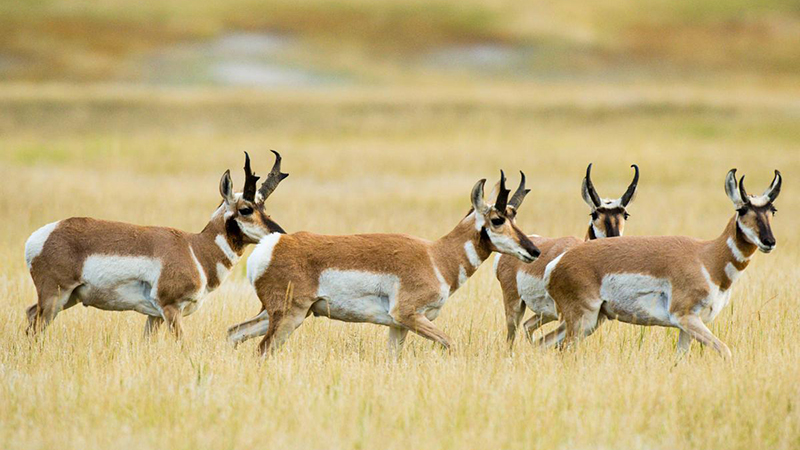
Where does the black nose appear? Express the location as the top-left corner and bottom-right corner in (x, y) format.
(763, 236), (776, 247)
(524, 240), (541, 259)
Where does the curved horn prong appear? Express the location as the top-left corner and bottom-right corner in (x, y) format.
(508, 171), (530, 210)
(494, 170), (510, 212)
(582, 163), (602, 208)
(242, 152), (261, 202)
(739, 175), (750, 204)
(620, 164), (639, 207)
(258, 150), (289, 202)
(765, 169), (782, 202)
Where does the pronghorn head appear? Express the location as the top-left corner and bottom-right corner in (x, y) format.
(472, 171), (540, 263)
(581, 163), (639, 239)
(219, 151), (288, 243)
(725, 169), (781, 253)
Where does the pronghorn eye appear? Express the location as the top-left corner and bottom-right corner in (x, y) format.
(238, 207), (254, 216)
(490, 217), (505, 227)
(770, 206), (777, 215)
(590, 212), (599, 220)
(623, 212), (630, 219)
(737, 207), (749, 216)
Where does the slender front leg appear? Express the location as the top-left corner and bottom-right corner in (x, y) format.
(503, 293), (525, 349)
(676, 315), (732, 359)
(387, 327), (409, 360)
(522, 313), (557, 344)
(677, 330), (692, 355)
(162, 304), (183, 340)
(537, 321), (567, 348)
(143, 316), (164, 337)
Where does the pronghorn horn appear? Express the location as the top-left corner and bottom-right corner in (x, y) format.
(765, 170), (782, 203)
(582, 163), (602, 208)
(508, 171), (530, 210)
(620, 164), (639, 207)
(242, 152), (261, 202)
(739, 175), (750, 204)
(494, 170), (510, 212)
(258, 150), (289, 202)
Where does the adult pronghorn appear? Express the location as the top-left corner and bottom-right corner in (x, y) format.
(539, 169), (781, 358)
(495, 163), (638, 346)
(24, 152), (289, 338)
(227, 172), (540, 355)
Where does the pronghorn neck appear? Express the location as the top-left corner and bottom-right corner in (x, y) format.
(702, 216), (758, 291)
(430, 211), (492, 292)
(187, 213), (246, 291)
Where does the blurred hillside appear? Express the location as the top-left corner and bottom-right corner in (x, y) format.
(3, 0), (800, 86)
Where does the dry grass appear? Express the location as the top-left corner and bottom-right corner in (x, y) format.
(1, 83), (799, 449)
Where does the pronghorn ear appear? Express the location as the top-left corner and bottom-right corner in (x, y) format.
(219, 170), (236, 205)
(724, 169), (744, 206)
(471, 179), (491, 215)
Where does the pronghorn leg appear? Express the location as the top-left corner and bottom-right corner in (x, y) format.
(394, 314), (453, 351)
(258, 302), (310, 356)
(143, 316), (164, 337)
(387, 327), (409, 359)
(564, 306), (603, 346)
(227, 309), (270, 347)
(523, 313), (556, 344)
(537, 321), (567, 348)
(26, 283), (78, 335)
(162, 304), (184, 340)
(676, 315), (731, 359)
(676, 330), (692, 356)
(503, 293), (526, 348)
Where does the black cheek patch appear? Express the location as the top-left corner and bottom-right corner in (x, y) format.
(225, 219), (246, 253)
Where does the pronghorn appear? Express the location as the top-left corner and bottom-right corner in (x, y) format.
(494, 164), (638, 346)
(538, 169), (781, 358)
(24, 152), (289, 338)
(227, 172), (541, 355)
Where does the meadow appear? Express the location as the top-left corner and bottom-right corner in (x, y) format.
(1, 82), (798, 450)
(2, 0), (800, 448)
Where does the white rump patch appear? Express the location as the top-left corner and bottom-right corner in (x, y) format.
(313, 269), (400, 325)
(542, 252), (565, 287)
(516, 271), (557, 320)
(247, 233), (282, 285)
(464, 241), (482, 268)
(24, 221), (60, 269)
(599, 273), (674, 326)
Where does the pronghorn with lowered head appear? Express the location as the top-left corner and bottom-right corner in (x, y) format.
(24, 152), (289, 337)
(227, 171), (541, 355)
(538, 169), (781, 358)
(495, 163), (638, 346)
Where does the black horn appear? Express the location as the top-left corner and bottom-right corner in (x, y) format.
(620, 164), (639, 206)
(583, 163), (602, 207)
(242, 152), (261, 202)
(494, 170), (510, 212)
(739, 175), (750, 204)
(508, 171), (530, 210)
(258, 150), (289, 202)
(767, 170), (782, 202)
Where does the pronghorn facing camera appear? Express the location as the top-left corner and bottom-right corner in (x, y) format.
(539, 169), (781, 358)
(24, 152), (289, 338)
(495, 164), (638, 347)
(228, 172), (541, 356)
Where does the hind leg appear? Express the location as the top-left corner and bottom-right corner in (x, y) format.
(258, 300), (312, 356)
(387, 327), (409, 360)
(227, 309), (270, 347)
(143, 316), (164, 337)
(523, 313), (557, 344)
(26, 282), (78, 335)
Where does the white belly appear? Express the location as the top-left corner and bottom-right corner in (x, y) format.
(599, 273), (675, 327)
(516, 271), (558, 320)
(77, 255), (164, 317)
(312, 270), (400, 325)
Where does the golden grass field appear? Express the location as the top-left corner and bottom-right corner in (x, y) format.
(0, 82), (798, 450)
(2, 0), (800, 448)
